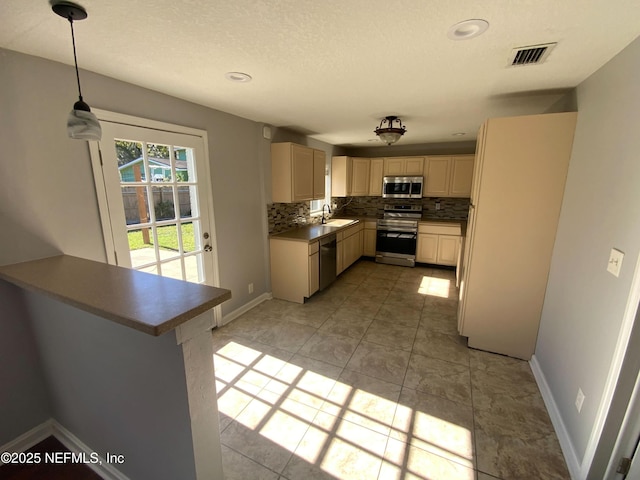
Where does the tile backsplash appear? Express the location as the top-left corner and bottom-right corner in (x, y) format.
(333, 196), (470, 220)
(267, 196), (469, 233)
(267, 202), (326, 234)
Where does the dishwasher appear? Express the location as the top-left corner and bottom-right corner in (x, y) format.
(319, 234), (337, 291)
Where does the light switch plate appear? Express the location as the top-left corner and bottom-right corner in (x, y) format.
(607, 248), (624, 277)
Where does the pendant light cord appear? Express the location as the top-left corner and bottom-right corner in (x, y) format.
(68, 17), (83, 101)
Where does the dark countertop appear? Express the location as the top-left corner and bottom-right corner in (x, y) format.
(269, 218), (364, 243)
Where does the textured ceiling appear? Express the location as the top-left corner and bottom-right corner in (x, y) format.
(1, 0), (639, 147)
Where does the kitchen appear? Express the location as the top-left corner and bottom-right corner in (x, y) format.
(269, 152), (470, 295)
(267, 110), (575, 363)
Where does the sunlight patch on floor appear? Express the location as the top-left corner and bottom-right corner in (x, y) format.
(418, 276), (451, 298)
(214, 340), (474, 479)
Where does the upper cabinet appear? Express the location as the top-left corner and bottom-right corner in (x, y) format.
(423, 155), (474, 198)
(351, 157), (370, 196)
(383, 156), (425, 176)
(424, 157), (451, 196)
(332, 156), (380, 197)
(272, 142), (326, 203)
(313, 149), (326, 199)
(368, 158), (384, 196)
(328, 154), (473, 199)
(449, 155), (474, 197)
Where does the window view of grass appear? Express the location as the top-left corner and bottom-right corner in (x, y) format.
(128, 223), (195, 252)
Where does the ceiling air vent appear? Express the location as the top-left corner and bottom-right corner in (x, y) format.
(508, 43), (557, 66)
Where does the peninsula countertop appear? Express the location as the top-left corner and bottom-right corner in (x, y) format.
(0, 254), (232, 336)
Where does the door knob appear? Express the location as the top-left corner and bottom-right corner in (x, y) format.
(204, 244), (212, 252)
(204, 232), (210, 239)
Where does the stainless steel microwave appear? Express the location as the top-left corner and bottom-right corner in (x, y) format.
(382, 176), (424, 199)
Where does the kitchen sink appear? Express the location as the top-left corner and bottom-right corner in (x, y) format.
(324, 219), (357, 227)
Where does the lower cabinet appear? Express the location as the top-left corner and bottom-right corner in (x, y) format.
(270, 221), (366, 302)
(338, 222), (363, 274)
(270, 238), (319, 303)
(416, 223), (461, 267)
(436, 235), (459, 265)
(417, 233), (438, 263)
(363, 221), (377, 257)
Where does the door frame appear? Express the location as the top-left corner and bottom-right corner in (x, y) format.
(589, 251), (640, 479)
(601, 308), (640, 479)
(87, 110), (223, 319)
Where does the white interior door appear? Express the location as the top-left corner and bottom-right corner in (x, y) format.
(90, 116), (219, 292)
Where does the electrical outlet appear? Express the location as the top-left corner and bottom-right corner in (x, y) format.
(248, 283), (254, 294)
(435, 201), (441, 211)
(575, 388), (585, 413)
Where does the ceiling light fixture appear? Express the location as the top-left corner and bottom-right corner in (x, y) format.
(447, 19), (489, 41)
(225, 72), (252, 83)
(53, 1), (101, 141)
(374, 116), (407, 145)
(452, 132), (467, 137)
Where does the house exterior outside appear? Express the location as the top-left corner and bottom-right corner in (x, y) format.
(118, 153), (189, 183)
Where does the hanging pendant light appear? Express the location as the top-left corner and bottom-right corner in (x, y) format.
(374, 116), (406, 145)
(53, 1), (102, 141)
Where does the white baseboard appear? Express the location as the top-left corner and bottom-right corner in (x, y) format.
(52, 420), (130, 480)
(530, 354), (581, 480)
(220, 292), (272, 326)
(0, 419), (55, 464)
(0, 418), (129, 479)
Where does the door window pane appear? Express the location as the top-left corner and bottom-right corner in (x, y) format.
(122, 186), (150, 226)
(178, 185), (197, 219)
(116, 141), (145, 182)
(152, 186), (176, 221)
(175, 146), (196, 183)
(139, 264), (158, 276)
(181, 221), (200, 253)
(162, 258), (184, 281)
(154, 224), (181, 259)
(185, 254), (204, 283)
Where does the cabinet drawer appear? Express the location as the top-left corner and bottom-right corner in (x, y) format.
(419, 223), (461, 236)
(309, 241), (319, 255)
(364, 221), (377, 229)
(343, 222), (362, 237)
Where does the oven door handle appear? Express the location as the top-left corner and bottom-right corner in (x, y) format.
(384, 232), (417, 239)
(377, 226), (418, 233)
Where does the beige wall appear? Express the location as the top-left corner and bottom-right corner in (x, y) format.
(536, 35), (640, 474)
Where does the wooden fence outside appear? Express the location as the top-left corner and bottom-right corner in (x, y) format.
(122, 186), (192, 225)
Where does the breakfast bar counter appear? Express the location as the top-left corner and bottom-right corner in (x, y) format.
(0, 254), (231, 336)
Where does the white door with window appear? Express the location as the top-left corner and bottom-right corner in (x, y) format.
(89, 113), (221, 318)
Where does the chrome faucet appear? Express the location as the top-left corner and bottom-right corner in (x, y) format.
(321, 203), (332, 224)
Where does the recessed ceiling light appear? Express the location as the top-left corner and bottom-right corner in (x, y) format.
(447, 19), (489, 40)
(225, 72), (252, 83)
(452, 132), (467, 136)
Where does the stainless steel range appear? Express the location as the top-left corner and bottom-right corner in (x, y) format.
(375, 204), (422, 267)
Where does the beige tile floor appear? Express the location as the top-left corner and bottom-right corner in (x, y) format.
(213, 259), (570, 480)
